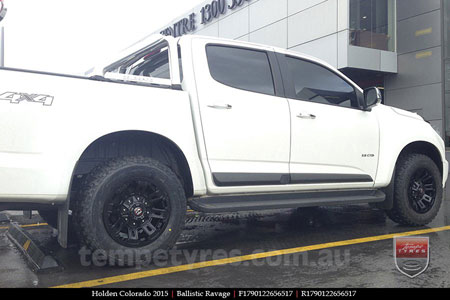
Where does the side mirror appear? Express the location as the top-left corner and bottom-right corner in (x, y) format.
(363, 87), (382, 111)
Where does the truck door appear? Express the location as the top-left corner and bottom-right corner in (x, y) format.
(278, 53), (380, 189)
(191, 39), (291, 191)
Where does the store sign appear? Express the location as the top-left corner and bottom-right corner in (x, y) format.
(0, 0), (7, 23)
(161, 0), (250, 38)
(160, 13), (196, 38)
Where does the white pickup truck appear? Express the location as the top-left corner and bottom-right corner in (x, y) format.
(0, 35), (447, 264)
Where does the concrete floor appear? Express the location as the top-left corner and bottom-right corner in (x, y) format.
(1, 189), (450, 288)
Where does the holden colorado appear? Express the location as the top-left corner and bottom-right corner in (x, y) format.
(0, 35), (447, 264)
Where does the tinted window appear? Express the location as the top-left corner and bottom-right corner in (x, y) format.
(206, 46), (275, 96)
(106, 42), (171, 80)
(285, 56), (358, 108)
(349, 0), (396, 52)
(129, 48), (170, 79)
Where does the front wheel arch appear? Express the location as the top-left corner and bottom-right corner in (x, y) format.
(395, 141), (443, 179)
(385, 153), (443, 226)
(376, 141), (443, 211)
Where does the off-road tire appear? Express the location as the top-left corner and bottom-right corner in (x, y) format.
(385, 154), (442, 226)
(74, 156), (186, 266)
(385, 208), (404, 224)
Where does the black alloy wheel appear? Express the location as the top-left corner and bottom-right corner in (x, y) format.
(75, 156), (187, 265)
(103, 179), (170, 248)
(385, 153), (442, 226)
(408, 168), (436, 214)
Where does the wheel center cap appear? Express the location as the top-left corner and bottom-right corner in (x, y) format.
(133, 207), (144, 217)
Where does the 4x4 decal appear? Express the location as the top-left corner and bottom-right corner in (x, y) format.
(0, 92), (54, 106)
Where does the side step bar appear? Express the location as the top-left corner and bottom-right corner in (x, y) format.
(189, 189), (386, 213)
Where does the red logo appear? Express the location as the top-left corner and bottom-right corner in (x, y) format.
(394, 237), (429, 278)
(133, 207), (143, 217)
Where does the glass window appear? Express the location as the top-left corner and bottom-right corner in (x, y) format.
(284, 56), (359, 109)
(349, 0), (396, 52)
(105, 41), (171, 80)
(206, 45), (275, 96)
(128, 48), (170, 79)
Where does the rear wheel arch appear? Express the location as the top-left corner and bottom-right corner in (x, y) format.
(71, 130), (194, 198)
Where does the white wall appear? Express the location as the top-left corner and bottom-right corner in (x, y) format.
(157, 0), (396, 72)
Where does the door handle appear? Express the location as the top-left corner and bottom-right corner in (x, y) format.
(297, 113), (316, 119)
(207, 104), (232, 110)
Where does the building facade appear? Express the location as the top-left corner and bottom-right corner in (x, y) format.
(156, 0), (449, 148)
